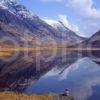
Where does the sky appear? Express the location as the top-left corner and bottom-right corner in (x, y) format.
(17, 0), (100, 37)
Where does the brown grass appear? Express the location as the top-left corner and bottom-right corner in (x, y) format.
(0, 92), (53, 100)
(0, 47), (100, 57)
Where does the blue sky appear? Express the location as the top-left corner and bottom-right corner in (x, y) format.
(17, 0), (100, 37)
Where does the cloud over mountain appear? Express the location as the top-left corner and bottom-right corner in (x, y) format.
(40, 0), (100, 37)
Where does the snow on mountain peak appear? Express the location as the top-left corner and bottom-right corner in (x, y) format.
(44, 19), (70, 32)
(0, 0), (16, 7)
(0, 0), (36, 19)
(44, 19), (61, 28)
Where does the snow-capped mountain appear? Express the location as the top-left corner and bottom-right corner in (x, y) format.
(0, 0), (86, 46)
(45, 19), (85, 44)
(44, 19), (70, 32)
(0, 0), (36, 19)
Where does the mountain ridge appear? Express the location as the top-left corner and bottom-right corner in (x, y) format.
(0, 0), (86, 46)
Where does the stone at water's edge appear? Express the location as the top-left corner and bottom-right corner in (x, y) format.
(51, 94), (74, 100)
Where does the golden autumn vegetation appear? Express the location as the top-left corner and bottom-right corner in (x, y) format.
(0, 92), (53, 100)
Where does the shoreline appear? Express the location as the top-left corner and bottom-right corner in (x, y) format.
(0, 91), (74, 100)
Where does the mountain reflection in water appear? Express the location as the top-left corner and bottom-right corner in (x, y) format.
(26, 58), (100, 100)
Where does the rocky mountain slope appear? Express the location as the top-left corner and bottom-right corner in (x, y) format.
(0, 0), (85, 47)
(45, 20), (85, 45)
(77, 30), (100, 48)
(72, 30), (100, 63)
(83, 30), (100, 63)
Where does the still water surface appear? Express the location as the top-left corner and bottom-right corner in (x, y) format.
(26, 57), (100, 100)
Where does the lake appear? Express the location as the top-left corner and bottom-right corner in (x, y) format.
(25, 57), (100, 100)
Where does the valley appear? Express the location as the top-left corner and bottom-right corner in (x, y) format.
(0, 0), (99, 100)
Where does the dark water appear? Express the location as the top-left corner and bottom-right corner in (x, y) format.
(25, 57), (100, 100)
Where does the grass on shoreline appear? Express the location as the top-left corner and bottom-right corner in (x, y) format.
(0, 47), (100, 57)
(0, 92), (53, 100)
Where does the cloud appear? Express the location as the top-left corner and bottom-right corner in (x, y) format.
(67, 0), (100, 36)
(68, 0), (100, 19)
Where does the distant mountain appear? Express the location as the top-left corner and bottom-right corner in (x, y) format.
(84, 30), (100, 62)
(87, 30), (100, 48)
(80, 30), (100, 48)
(45, 20), (85, 45)
(73, 30), (100, 63)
